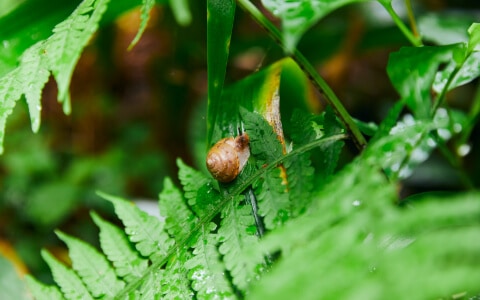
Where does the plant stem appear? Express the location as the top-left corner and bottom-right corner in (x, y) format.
(236, 0), (367, 150)
(381, 2), (422, 47)
(405, 0), (419, 38)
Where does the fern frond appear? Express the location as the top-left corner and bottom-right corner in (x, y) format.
(41, 250), (94, 300)
(184, 223), (235, 299)
(134, 268), (164, 299)
(24, 275), (65, 300)
(0, 0), (110, 153)
(55, 231), (125, 298)
(18, 42), (50, 132)
(253, 167), (290, 230)
(284, 153), (314, 216)
(45, 0), (110, 112)
(98, 192), (174, 261)
(177, 158), (221, 216)
(0, 68), (22, 153)
(218, 195), (263, 292)
(128, 0), (155, 50)
(90, 212), (148, 283)
(161, 248), (195, 299)
(241, 109), (283, 163)
(159, 177), (198, 240)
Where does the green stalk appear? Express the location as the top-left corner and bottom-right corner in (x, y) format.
(381, 2), (422, 47)
(405, 0), (419, 38)
(236, 0), (367, 150)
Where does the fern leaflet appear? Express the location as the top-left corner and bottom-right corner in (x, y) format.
(128, 0), (156, 50)
(184, 223), (235, 299)
(91, 212), (148, 283)
(159, 177), (198, 240)
(177, 158), (221, 217)
(161, 248), (195, 299)
(218, 195), (263, 292)
(98, 192), (174, 262)
(55, 231), (125, 298)
(24, 276), (64, 300)
(41, 250), (94, 300)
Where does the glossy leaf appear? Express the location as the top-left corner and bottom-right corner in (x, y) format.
(261, 0), (366, 52)
(207, 0), (236, 145)
(387, 45), (463, 118)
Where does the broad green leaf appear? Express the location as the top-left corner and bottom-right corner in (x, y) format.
(168, 0), (192, 26)
(364, 109), (453, 180)
(0, 255), (30, 300)
(98, 192), (174, 261)
(418, 12), (477, 45)
(184, 223), (235, 299)
(387, 45), (463, 118)
(56, 231), (125, 298)
(261, 0), (366, 52)
(467, 23), (480, 53)
(25, 275), (64, 300)
(207, 0), (236, 145)
(91, 212), (148, 283)
(209, 58), (314, 152)
(41, 250), (94, 300)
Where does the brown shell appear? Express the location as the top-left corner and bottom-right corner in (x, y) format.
(206, 133), (250, 183)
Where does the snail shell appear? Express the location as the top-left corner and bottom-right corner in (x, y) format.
(206, 133), (250, 183)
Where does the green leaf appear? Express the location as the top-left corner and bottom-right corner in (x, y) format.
(467, 22), (480, 53)
(254, 167), (290, 230)
(0, 0), (110, 153)
(261, 0), (366, 52)
(218, 195), (263, 291)
(128, 0), (156, 50)
(177, 158), (221, 216)
(418, 12), (477, 45)
(284, 153), (314, 216)
(207, 0), (236, 145)
(135, 269), (163, 299)
(158, 177), (198, 240)
(41, 250), (94, 300)
(161, 248), (195, 299)
(25, 275), (64, 300)
(56, 231), (125, 298)
(184, 223), (235, 299)
(45, 0), (110, 113)
(0, 255), (30, 300)
(317, 106), (345, 180)
(168, 0), (192, 26)
(241, 108), (283, 164)
(364, 108), (453, 180)
(98, 192), (174, 261)
(387, 45), (463, 118)
(91, 212), (148, 283)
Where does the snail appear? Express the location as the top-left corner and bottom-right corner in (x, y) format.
(206, 133), (250, 183)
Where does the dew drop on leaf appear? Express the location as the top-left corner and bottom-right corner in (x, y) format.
(457, 144), (471, 157)
(352, 200), (361, 207)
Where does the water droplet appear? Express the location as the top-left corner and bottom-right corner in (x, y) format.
(437, 128), (451, 140)
(410, 148), (428, 163)
(403, 114), (414, 125)
(457, 144), (471, 157)
(453, 123), (462, 133)
(352, 200), (361, 207)
(436, 107), (448, 118)
(2, 40), (9, 48)
(426, 137), (436, 147)
(390, 162), (400, 172)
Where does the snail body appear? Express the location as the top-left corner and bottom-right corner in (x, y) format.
(206, 133), (250, 183)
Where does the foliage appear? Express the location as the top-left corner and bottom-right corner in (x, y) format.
(0, 0), (479, 299)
